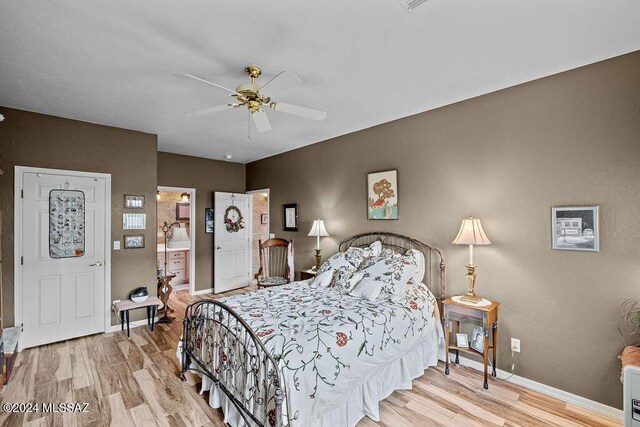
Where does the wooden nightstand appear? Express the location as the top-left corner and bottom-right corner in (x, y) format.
(299, 269), (317, 281)
(443, 297), (499, 389)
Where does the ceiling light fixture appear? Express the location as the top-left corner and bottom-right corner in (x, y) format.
(157, 191), (161, 200)
(225, 154), (233, 160)
(180, 192), (190, 203)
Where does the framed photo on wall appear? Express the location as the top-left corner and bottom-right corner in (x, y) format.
(367, 170), (398, 220)
(124, 234), (145, 249)
(552, 206), (599, 252)
(261, 213), (268, 224)
(124, 194), (145, 209)
(205, 208), (214, 234)
(283, 204), (298, 232)
(176, 202), (190, 221)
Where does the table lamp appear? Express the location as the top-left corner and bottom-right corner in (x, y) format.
(308, 219), (329, 270)
(452, 216), (492, 303)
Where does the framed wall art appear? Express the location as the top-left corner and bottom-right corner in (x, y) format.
(261, 213), (268, 224)
(124, 194), (145, 209)
(283, 203), (298, 232)
(124, 234), (145, 249)
(367, 170), (398, 220)
(552, 206), (599, 252)
(205, 208), (214, 234)
(176, 202), (191, 220)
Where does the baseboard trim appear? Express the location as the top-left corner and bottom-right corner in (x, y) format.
(108, 317), (159, 333)
(191, 288), (214, 296)
(453, 355), (622, 420)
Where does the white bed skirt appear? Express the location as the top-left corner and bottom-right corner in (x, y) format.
(200, 333), (445, 427)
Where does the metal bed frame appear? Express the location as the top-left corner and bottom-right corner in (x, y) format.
(180, 232), (446, 427)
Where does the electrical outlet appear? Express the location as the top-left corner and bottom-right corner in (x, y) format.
(511, 338), (521, 352)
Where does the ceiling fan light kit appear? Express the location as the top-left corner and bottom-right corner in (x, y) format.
(180, 65), (327, 139)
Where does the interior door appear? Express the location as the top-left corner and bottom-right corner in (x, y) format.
(214, 192), (250, 293)
(21, 170), (107, 348)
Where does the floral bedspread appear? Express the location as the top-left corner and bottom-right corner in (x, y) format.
(215, 280), (442, 426)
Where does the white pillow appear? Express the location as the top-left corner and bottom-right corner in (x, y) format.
(369, 241), (382, 257)
(339, 271), (364, 293)
(350, 279), (385, 301)
(358, 254), (417, 297)
(405, 249), (425, 284)
(312, 269), (334, 287)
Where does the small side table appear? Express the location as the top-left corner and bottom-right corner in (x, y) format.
(113, 296), (162, 337)
(300, 269), (317, 281)
(443, 297), (499, 389)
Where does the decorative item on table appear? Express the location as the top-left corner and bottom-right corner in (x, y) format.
(224, 205), (245, 232)
(130, 286), (149, 303)
(456, 333), (469, 348)
(205, 208), (214, 233)
(49, 186), (85, 258)
(551, 206), (599, 252)
(176, 202), (190, 221)
(308, 219), (329, 271)
(367, 170), (398, 220)
(124, 194), (145, 209)
(452, 216), (492, 303)
(470, 326), (485, 353)
(283, 203), (298, 232)
(261, 213), (268, 224)
(124, 234), (145, 249)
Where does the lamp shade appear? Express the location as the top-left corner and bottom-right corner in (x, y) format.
(308, 219), (329, 237)
(452, 217), (491, 245)
(168, 227), (191, 248)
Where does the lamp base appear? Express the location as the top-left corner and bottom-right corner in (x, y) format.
(459, 293), (482, 303)
(314, 249), (322, 271)
(461, 263), (481, 303)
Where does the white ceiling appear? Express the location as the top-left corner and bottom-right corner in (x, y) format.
(1, 1), (639, 163)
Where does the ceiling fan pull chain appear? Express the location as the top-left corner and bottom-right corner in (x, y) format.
(247, 109), (251, 141)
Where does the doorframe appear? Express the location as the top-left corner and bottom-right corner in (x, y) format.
(246, 189), (270, 284)
(14, 166), (112, 334)
(157, 186), (196, 295)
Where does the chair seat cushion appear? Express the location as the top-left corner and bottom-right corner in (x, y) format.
(259, 276), (287, 286)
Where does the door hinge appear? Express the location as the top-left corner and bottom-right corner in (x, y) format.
(21, 256), (23, 265)
(21, 189), (23, 198)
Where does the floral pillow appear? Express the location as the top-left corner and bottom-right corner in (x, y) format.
(404, 249), (425, 284)
(357, 249), (418, 297)
(317, 241), (382, 288)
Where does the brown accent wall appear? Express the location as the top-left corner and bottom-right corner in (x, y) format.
(0, 107), (158, 326)
(157, 152), (245, 292)
(247, 51), (640, 408)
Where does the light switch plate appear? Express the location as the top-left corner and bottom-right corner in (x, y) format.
(113, 240), (121, 250)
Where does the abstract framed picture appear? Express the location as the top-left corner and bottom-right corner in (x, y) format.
(552, 206), (599, 252)
(124, 234), (145, 249)
(283, 203), (298, 232)
(124, 194), (145, 209)
(367, 170), (398, 220)
(205, 208), (214, 234)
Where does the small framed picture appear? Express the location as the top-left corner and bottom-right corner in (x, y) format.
(205, 208), (214, 234)
(124, 234), (145, 249)
(552, 206), (599, 252)
(261, 213), (268, 224)
(367, 169), (398, 220)
(283, 203), (298, 232)
(456, 333), (469, 348)
(176, 203), (190, 221)
(470, 327), (485, 353)
(124, 194), (145, 209)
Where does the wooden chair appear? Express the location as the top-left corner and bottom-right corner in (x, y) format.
(255, 238), (293, 289)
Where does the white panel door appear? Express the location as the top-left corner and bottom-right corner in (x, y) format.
(21, 171), (107, 348)
(214, 192), (250, 293)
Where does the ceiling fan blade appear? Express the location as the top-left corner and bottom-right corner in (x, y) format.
(251, 110), (272, 132)
(176, 73), (238, 95)
(260, 71), (302, 95)
(271, 102), (327, 121)
(186, 104), (233, 117)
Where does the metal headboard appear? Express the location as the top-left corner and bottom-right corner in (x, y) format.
(339, 232), (446, 314)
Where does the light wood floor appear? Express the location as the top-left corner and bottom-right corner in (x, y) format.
(0, 286), (621, 427)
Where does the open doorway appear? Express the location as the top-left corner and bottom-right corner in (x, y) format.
(157, 186), (196, 294)
(247, 189), (270, 284)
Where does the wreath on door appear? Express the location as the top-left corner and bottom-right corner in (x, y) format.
(224, 205), (245, 233)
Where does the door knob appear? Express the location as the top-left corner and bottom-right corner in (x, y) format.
(90, 261), (103, 267)
(216, 246), (222, 250)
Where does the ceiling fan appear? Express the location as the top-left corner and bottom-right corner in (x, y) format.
(177, 65), (327, 136)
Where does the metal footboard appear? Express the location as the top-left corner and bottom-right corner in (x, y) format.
(181, 300), (285, 427)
